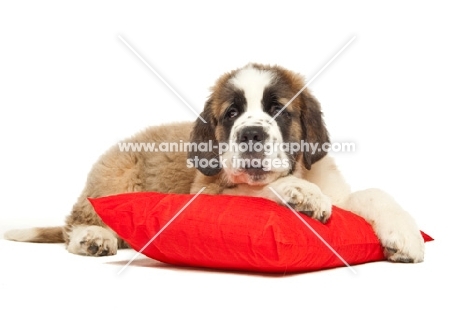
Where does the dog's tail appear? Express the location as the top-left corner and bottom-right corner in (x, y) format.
(4, 226), (65, 243)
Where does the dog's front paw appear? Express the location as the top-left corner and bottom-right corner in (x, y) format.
(378, 219), (425, 263)
(272, 178), (332, 223)
(67, 225), (118, 256)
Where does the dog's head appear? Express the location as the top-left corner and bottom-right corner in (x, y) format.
(188, 63), (329, 186)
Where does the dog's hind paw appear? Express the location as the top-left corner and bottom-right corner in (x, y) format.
(66, 225), (118, 256)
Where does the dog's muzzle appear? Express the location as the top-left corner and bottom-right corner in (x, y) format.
(237, 126), (267, 158)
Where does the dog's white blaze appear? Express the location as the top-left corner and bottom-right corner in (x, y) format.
(230, 65), (273, 112)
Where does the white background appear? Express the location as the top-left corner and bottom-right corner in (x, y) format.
(0, 1), (467, 309)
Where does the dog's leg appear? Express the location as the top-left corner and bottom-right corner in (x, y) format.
(222, 175), (333, 223)
(305, 156), (424, 263)
(342, 188), (425, 263)
(61, 147), (144, 256)
(61, 193), (124, 256)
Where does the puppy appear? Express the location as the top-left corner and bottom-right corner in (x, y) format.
(5, 63), (424, 263)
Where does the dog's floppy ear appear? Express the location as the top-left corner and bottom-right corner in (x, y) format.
(188, 100), (221, 176)
(300, 91), (330, 170)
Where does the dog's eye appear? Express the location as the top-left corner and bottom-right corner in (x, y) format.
(269, 104), (284, 116)
(226, 107), (239, 119)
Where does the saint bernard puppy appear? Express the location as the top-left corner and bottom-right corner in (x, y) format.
(5, 63), (425, 263)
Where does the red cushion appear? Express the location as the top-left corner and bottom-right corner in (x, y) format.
(89, 192), (433, 273)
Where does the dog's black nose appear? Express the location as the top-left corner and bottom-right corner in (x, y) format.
(238, 126), (266, 143)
